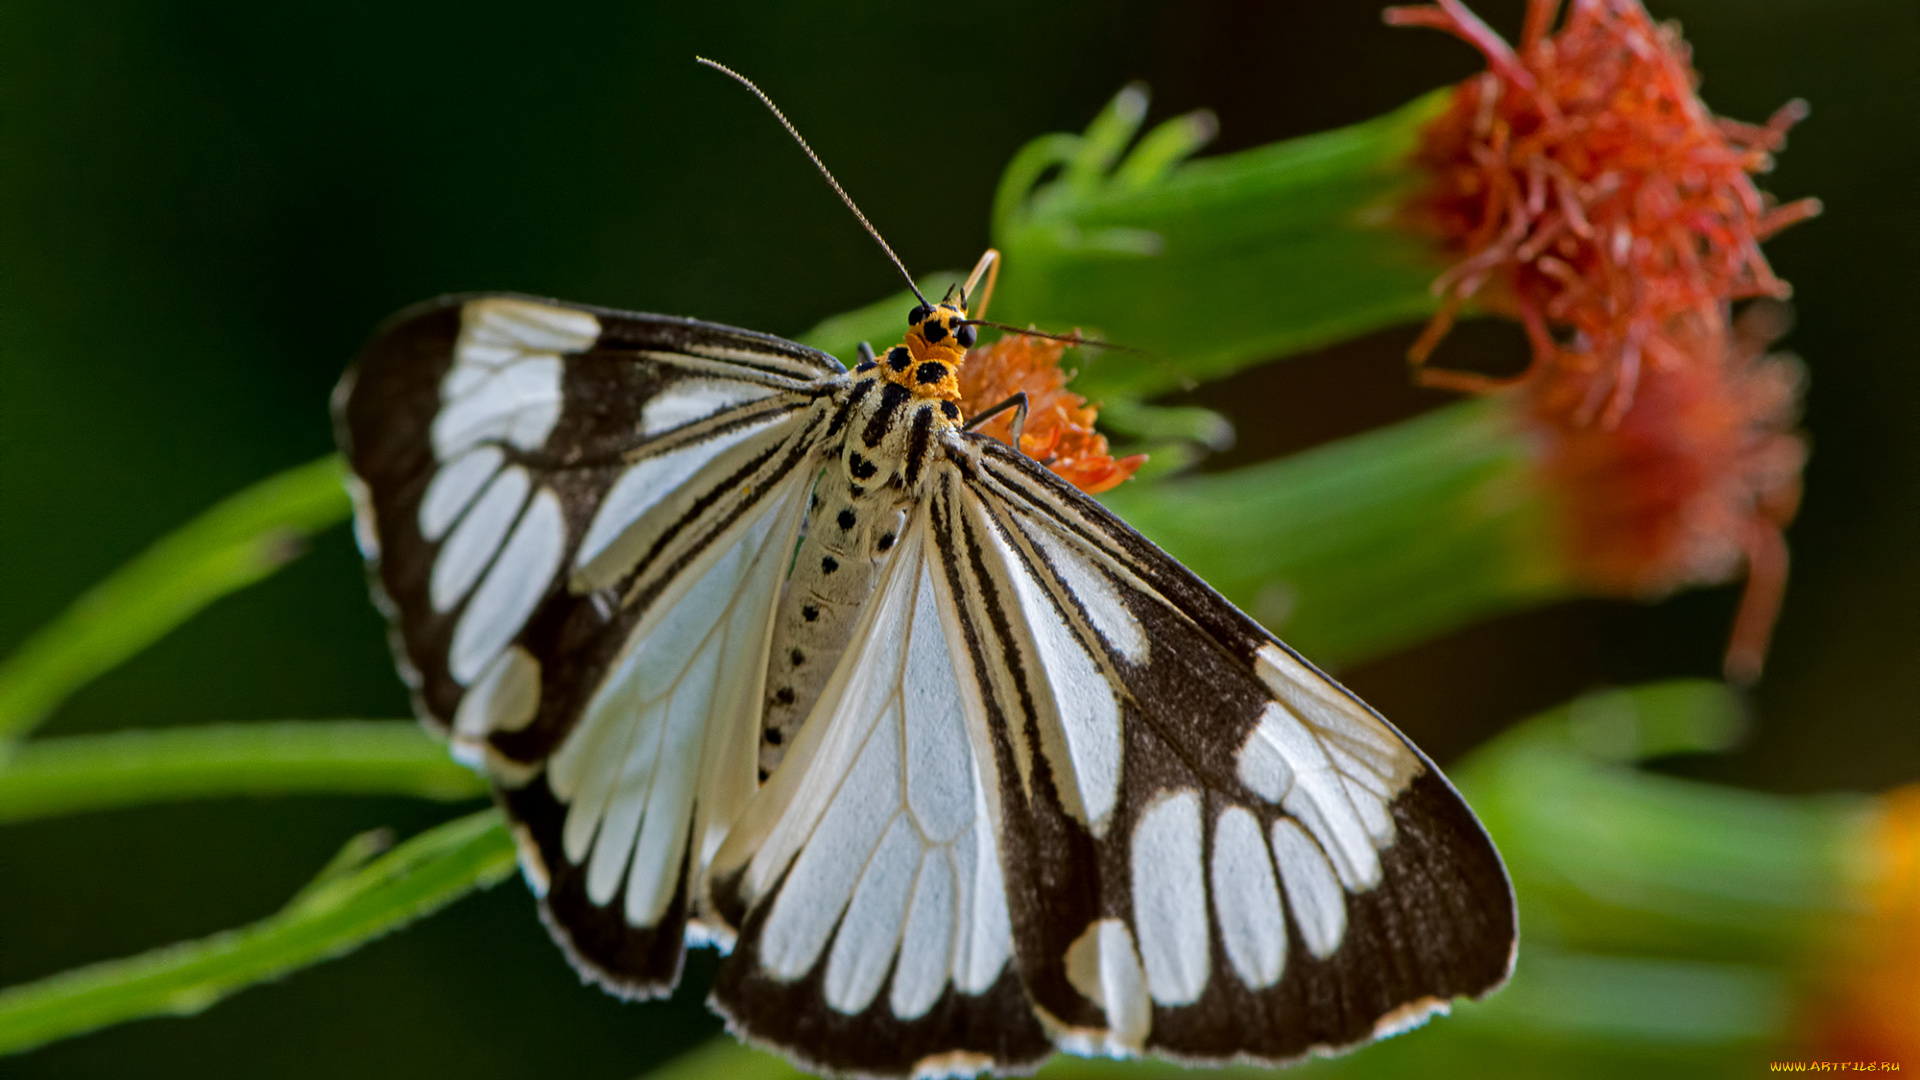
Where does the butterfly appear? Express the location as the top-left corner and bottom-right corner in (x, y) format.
(332, 59), (1515, 1079)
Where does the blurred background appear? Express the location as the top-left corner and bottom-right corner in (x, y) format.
(1, 1), (1913, 1077)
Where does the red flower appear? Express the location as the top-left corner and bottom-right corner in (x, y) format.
(1388, 0), (1820, 425)
(1530, 301), (1804, 681)
(958, 334), (1147, 495)
(1390, 0), (1819, 677)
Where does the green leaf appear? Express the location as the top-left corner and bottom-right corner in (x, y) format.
(0, 455), (353, 746)
(0, 721), (486, 823)
(0, 809), (515, 1056)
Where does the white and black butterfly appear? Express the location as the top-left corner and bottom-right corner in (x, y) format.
(332, 60), (1513, 1080)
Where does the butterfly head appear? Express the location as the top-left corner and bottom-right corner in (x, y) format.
(873, 301), (975, 403)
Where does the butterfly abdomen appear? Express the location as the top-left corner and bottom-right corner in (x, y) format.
(757, 372), (931, 776)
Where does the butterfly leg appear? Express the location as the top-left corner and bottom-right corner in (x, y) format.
(963, 391), (1030, 451)
(855, 341), (876, 366)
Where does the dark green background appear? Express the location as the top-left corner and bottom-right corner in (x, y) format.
(2, 1), (1913, 1077)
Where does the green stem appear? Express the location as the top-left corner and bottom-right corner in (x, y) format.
(0, 809), (515, 1056)
(1454, 682), (1871, 964)
(996, 90), (1452, 401)
(0, 456), (352, 746)
(1102, 397), (1567, 667)
(800, 89), (1453, 397)
(0, 721), (486, 823)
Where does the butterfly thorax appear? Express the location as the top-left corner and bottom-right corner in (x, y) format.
(870, 301), (972, 401)
(756, 302), (973, 776)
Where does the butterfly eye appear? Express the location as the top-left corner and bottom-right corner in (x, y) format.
(908, 304), (931, 326)
(955, 323), (977, 348)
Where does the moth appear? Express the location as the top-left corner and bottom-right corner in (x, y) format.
(333, 60), (1515, 1079)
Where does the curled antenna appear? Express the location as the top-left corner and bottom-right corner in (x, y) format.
(957, 319), (1143, 354)
(695, 56), (929, 309)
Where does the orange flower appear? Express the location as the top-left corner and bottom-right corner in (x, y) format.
(1388, 0), (1821, 425)
(1803, 784), (1920, 1062)
(958, 333), (1146, 495)
(1529, 301), (1804, 681)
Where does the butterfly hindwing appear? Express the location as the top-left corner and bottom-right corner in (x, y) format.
(335, 293), (841, 996)
(705, 520), (1053, 1077)
(935, 434), (1516, 1063)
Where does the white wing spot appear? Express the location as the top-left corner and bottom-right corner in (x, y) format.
(583, 697), (669, 904)
(824, 816), (920, 1014)
(950, 814), (1013, 994)
(450, 486), (564, 684)
(432, 355), (563, 459)
(1270, 818), (1347, 960)
(462, 297), (600, 355)
(902, 565), (973, 843)
(1240, 702), (1384, 891)
(575, 416), (784, 573)
(1028, 526), (1147, 664)
(758, 704), (904, 980)
(890, 851), (955, 1020)
(1129, 789), (1210, 1005)
(622, 624), (723, 925)
(990, 518), (1124, 835)
(431, 465), (530, 614)
(1210, 806), (1287, 989)
(641, 377), (776, 436)
(1253, 644), (1408, 766)
(1236, 703), (1298, 804)
(419, 444), (504, 542)
(451, 645), (541, 768)
(547, 490), (796, 915)
(1063, 919), (1152, 1053)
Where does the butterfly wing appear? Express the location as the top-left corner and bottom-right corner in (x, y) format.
(703, 432), (1513, 1076)
(703, 513), (1053, 1077)
(936, 434), (1515, 1062)
(335, 294), (843, 996)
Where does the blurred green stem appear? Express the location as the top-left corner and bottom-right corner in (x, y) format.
(1455, 683), (1872, 964)
(0, 809), (515, 1056)
(1103, 397), (1566, 667)
(0, 721), (485, 823)
(0, 456), (352, 748)
(801, 88), (1452, 401)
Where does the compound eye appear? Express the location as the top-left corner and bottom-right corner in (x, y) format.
(908, 304), (931, 326)
(955, 323), (977, 348)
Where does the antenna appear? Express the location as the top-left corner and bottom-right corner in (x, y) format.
(695, 57), (930, 308)
(959, 249), (999, 318)
(956, 319), (1142, 354)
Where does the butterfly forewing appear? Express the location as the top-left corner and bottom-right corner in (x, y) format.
(335, 294), (842, 996)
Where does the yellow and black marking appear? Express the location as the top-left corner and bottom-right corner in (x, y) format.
(855, 301), (975, 409)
